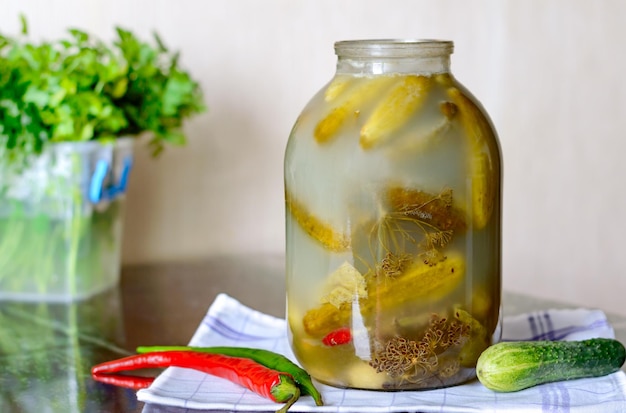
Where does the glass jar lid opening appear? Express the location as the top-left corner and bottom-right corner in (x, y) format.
(334, 39), (454, 59)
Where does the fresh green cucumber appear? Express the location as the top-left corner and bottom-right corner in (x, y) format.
(476, 338), (626, 392)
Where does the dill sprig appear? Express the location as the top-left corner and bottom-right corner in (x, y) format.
(376, 252), (412, 278)
(369, 314), (470, 383)
(365, 187), (465, 270)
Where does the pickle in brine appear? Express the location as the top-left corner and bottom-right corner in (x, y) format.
(384, 101), (458, 158)
(324, 75), (353, 102)
(302, 254), (465, 336)
(302, 302), (351, 337)
(285, 189), (350, 252)
(314, 76), (396, 144)
(360, 75), (432, 150)
(454, 308), (490, 367)
(367, 253), (465, 311)
(447, 87), (499, 229)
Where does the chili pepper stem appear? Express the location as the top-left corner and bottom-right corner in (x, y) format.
(276, 385), (300, 413)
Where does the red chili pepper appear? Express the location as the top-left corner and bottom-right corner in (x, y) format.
(322, 327), (352, 346)
(92, 351), (300, 412)
(92, 372), (154, 390)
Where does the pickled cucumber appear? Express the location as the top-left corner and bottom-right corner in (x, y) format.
(367, 253), (465, 311)
(360, 75), (432, 150)
(302, 302), (351, 337)
(382, 100), (458, 159)
(324, 75), (352, 102)
(455, 308), (489, 367)
(302, 254), (465, 336)
(447, 87), (499, 229)
(285, 189), (350, 252)
(314, 76), (396, 144)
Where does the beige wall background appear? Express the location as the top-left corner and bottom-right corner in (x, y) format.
(3, 1), (625, 315)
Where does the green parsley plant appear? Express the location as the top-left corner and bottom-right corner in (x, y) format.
(0, 17), (204, 165)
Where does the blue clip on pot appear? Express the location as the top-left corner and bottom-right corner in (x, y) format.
(89, 156), (133, 204)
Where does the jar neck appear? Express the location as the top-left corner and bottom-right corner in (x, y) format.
(334, 39), (453, 76)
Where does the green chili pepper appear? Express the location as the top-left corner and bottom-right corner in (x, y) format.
(136, 345), (323, 406)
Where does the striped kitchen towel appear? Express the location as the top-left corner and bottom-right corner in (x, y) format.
(138, 293), (626, 413)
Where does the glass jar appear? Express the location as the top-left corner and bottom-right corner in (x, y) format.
(284, 39), (502, 390)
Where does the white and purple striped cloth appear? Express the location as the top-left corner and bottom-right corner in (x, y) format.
(138, 294), (626, 413)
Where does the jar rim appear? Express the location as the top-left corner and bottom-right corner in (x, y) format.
(334, 39), (454, 58)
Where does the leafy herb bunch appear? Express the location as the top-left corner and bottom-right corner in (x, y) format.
(0, 17), (205, 164)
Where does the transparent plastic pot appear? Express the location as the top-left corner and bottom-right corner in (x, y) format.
(0, 138), (133, 302)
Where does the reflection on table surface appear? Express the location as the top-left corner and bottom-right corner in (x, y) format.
(0, 287), (139, 412)
(0, 253), (624, 413)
